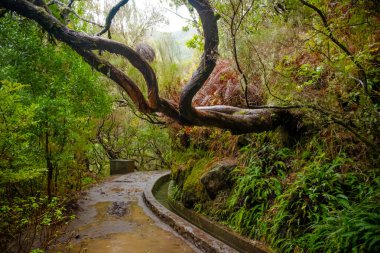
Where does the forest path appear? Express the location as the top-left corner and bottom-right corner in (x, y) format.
(52, 171), (197, 253)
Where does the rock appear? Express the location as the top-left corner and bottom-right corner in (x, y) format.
(135, 42), (155, 62)
(107, 201), (128, 217)
(200, 160), (237, 199)
(237, 134), (251, 148)
(182, 192), (198, 209)
(274, 126), (290, 146)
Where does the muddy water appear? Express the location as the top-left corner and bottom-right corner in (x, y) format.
(52, 171), (197, 253)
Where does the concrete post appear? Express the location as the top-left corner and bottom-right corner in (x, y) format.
(110, 159), (136, 175)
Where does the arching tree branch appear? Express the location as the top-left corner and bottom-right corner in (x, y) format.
(73, 47), (152, 113)
(179, 0), (219, 121)
(1, 0), (296, 134)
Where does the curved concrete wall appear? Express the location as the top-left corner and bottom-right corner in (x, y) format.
(143, 172), (271, 253)
(143, 172), (237, 253)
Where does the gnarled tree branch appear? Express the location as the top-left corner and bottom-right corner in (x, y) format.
(179, 0), (219, 121)
(1, 0), (295, 134)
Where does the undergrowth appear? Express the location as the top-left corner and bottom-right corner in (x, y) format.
(170, 128), (380, 252)
(0, 196), (75, 253)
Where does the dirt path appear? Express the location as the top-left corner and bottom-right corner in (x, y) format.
(52, 171), (197, 253)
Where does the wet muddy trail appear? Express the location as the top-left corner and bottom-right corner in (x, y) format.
(52, 171), (197, 253)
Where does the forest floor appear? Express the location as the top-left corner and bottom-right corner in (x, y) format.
(51, 171), (198, 253)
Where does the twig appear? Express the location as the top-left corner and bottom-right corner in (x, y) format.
(250, 41), (288, 103)
(120, 93), (165, 125)
(47, 0), (103, 27)
(162, 6), (194, 24)
(226, 0), (255, 108)
(96, 0), (130, 37)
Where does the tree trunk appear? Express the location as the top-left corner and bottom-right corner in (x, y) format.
(45, 131), (53, 200)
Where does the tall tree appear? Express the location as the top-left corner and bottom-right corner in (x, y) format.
(0, 14), (112, 196)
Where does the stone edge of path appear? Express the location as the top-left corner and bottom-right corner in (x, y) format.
(143, 171), (238, 253)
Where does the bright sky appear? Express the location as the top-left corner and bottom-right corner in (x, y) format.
(134, 0), (191, 32)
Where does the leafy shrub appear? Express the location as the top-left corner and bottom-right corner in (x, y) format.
(0, 196), (74, 252)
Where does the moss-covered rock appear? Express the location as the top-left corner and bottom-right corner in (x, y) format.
(181, 157), (214, 208)
(200, 159), (237, 199)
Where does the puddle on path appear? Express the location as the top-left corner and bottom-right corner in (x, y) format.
(54, 202), (194, 253)
(52, 172), (196, 253)
(110, 188), (124, 193)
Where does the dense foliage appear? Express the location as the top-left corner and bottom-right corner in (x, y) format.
(0, 11), (171, 251)
(0, 15), (112, 251)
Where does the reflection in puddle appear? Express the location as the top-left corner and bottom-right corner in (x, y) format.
(53, 201), (194, 253)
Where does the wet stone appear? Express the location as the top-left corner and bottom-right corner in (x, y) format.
(200, 160), (237, 199)
(107, 201), (128, 217)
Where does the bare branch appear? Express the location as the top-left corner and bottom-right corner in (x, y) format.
(67, 0), (75, 8)
(119, 93), (165, 125)
(249, 41), (288, 103)
(96, 0), (130, 37)
(163, 6), (194, 24)
(47, 0), (103, 27)
(66, 7), (104, 27)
